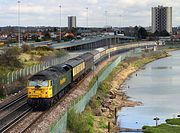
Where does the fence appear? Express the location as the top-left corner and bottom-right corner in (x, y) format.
(1, 43), (155, 85)
(3, 55), (71, 84)
(50, 51), (134, 133)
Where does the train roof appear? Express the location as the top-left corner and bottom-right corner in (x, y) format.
(29, 70), (58, 80)
(96, 48), (105, 52)
(77, 53), (93, 62)
(48, 64), (67, 74)
(29, 64), (69, 80)
(65, 57), (84, 67)
(88, 50), (99, 56)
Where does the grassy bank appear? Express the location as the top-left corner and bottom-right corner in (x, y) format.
(67, 51), (169, 133)
(143, 118), (180, 133)
(159, 44), (180, 52)
(0, 46), (68, 75)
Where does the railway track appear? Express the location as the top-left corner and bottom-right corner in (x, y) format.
(0, 93), (32, 133)
(0, 102), (32, 133)
(0, 71), (91, 133)
(16, 72), (93, 133)
(0, 93), (27, 111)
(0, 55), (120, 132)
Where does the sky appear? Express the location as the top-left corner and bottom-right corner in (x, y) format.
(0, 0), (179, 27)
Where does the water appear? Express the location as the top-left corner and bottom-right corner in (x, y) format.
(118, 51), (180, 130)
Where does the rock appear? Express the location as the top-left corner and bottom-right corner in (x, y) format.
(94, 109), (102, 116)
(101, 108), (108, 112)
(109, 90), (115, 95)
(117, 87), (121, 90)
(108, 106), (115, 112)
(97, 96), (101, 100)
(109, 94), (116, 99)
(101, 100), (112, 108)
(107, 114), (113, 118)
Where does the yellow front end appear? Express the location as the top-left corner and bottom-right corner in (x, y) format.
(27, 80), (53, 99)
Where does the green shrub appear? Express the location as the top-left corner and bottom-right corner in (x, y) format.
(166, 118), (180, 125)
(89, 96), (101, 109)
(98, 81), (110, 96)
(98, 119), (107, 129)
(32, 46), (53, 51)
(21, 44), (31, 52)
(55, 49), (68, 57)
(0, 47), (23, 69)
(67, 109), (93, 133)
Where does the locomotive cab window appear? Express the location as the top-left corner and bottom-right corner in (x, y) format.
(28, 80), (49, 87)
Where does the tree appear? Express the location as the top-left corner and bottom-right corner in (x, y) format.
(134, 26), (139, 37)
(43, 31), (51, 41)
(160, 30), (170, 36)
(21, 44), (31, 53)
(138, 27), (148, 39)
(153, 30), (170, 37)
(0, 47), (23, 69)
(70, 28), (77, 35)
(53, 27), (58, 32)
(154, 30), (159, 36)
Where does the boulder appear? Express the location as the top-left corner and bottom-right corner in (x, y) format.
(109, 94), (116, 99)
(93, 108), (102, 116)
(101, 108), (108, 112)
(101, 100), (112, 108)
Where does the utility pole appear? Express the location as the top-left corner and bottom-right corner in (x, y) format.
(17, 0), (21, 47)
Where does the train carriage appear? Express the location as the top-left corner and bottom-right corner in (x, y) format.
(78, 53), (94, 73)
(65, 58), (85, 81)
(96, 48), (107, 61)
(88, 50), (100, 64)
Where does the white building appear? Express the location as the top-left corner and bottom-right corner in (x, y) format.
(68, 16), (77, 30)
(152, 5), (172, 33)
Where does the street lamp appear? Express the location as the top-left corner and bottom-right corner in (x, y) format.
(59, 5), (62, 42)
(177, 115), (180, 118)
(105, 10), (108, 32)
(119, 15), (121, 28)
(153, 117), (160, 127)
(17, 0), (21, 47)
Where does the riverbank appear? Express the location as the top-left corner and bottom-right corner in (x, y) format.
(67, 51), (169, 133)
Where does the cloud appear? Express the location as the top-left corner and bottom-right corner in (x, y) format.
(80, 11), (87, 17)
(88, 0), (98, 5)
(0, 0), (179, 27)
(9, 4), (46, 14)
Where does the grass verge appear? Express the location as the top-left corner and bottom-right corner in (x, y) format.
(143, 119), (180, 133)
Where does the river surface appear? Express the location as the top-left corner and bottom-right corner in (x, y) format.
(118, 51), (180, 130)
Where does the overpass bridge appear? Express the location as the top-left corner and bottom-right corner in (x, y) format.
(4, 35), (135, 51)
(50, 35), (135, 51)
(23, 35), (134, 51)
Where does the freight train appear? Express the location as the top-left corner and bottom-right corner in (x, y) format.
(27, 43), (152, 108)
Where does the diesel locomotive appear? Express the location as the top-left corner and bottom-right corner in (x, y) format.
(27, 43), (151, 108)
